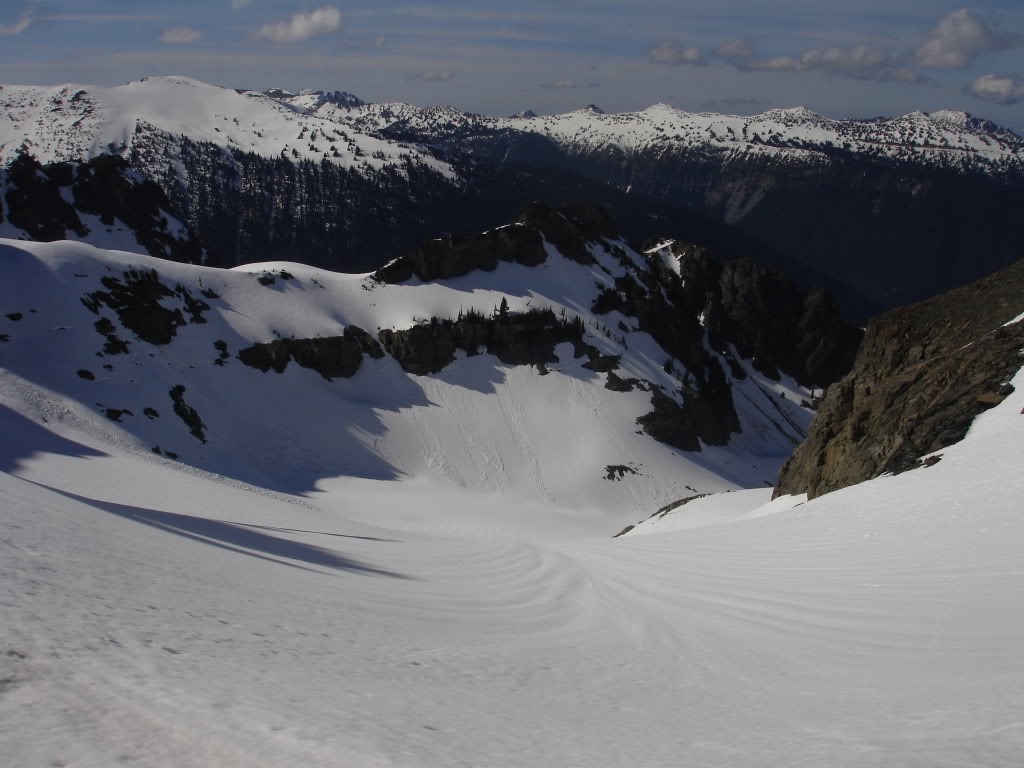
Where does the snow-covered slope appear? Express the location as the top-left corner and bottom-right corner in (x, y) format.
(0, 76), (452, 178)
(2, 275), (1022, 767)
(0, 228), (821, 524)
(3, 76), (1021, 179)
(356, 99), (1024, 172)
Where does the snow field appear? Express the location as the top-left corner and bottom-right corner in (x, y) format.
(1, 367), (1023, 766)
(3, 235), (1022, 766)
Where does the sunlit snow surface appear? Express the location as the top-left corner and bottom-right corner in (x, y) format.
(2, 240), (1024, 766)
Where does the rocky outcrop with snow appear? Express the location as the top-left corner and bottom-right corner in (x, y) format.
(774, 256), (1024, 499)
(0, 152), (200, 262)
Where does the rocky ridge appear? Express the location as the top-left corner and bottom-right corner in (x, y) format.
(775, 257), (1024, 499)
(375, 203), (861, 452)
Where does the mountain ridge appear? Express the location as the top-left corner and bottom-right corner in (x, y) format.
(4, 76), (1023, 322)
(0, 203), (859, 514)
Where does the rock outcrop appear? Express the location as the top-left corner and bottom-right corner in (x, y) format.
(373, 203), (618, 283)
(374, 225), (547, 283)
(775, 257), (1024, 499)
(596, 243), (861, 391)
(378, 308), (586, 375)
(239, 326), (384, 380)
(81, 268), (210, 348)
(2, 153), (201, 263)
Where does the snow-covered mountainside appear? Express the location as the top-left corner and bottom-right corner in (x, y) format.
(334, 98), (1024, 173)
(2, 258), (1023, 767)
(0, 208), (858, 520)
(5, 77), (1022, 318)
(0, 76), (452, 177)
(4, 76), (1018, 176)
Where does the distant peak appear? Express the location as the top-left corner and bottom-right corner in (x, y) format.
(511, 109), (538, 119)
(584, 104), (605, 115)
(925, 109), (970, 124)
(263, 88), (364, 108)
(318, 90), (365, 108)
(759, 106), (822, 121)
(264, 87), (296, 100)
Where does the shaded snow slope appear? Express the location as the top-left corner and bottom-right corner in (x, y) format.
(1, 316), (1022, 767)
(0, 234), (812, 523)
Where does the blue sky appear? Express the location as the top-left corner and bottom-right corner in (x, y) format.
(2, 2), (1023, 128)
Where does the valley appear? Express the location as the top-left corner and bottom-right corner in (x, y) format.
(2, 74), (1024, 768)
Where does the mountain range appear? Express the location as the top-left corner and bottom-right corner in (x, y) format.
(4, 76), (1024, 320)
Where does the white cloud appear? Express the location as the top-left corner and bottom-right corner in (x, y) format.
(966, 73), (1024, 105)
(0, 12), (32, 36)
(255, 6), (341, 44)
(741, 45), (924, 84)
(407, 70), (455, 83)
(741, 55), (805, 73)
(916, 8), (1013, 69)
(160, 27), (203, 44)
(649, 40), (703, 66)
(231, 0), (252, 8)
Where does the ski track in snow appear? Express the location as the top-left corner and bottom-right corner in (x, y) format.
(2, 370), (1023, 766)
(2, 238), (1024, 766)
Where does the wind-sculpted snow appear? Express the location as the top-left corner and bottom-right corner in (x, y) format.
(1, 329), (1022, 766)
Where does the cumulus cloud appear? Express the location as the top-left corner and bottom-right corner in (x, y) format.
(916, 8), (1013, 69)
(741, 45), (924, 84)
(407, 70), (455, 83)
(160, 27), (203, 44)
(255, 6), (341, 44)
(0, 11), (32, 35)
(649, 40), (703, 66)
(966, 73), (1024, 105)
(719, 8), (1020, 86)
(716, 39), (753, 60)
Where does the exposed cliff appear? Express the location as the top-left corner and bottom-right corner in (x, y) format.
(775, 257), (1024, 499)
(1, 153), (201, 263)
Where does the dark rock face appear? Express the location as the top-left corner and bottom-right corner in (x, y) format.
(775, 257), (1024, 499)
(238, 326), (384, 380)
(169, 384), (207, 443)
(593, 241), (861, 451)
(597, 246), (861, 389)
(2, 153), (201, 262)
(708, 260), (862, 387)
(374, 224), (546, 283)
(379, 308), (586, 375)
(516, 202), (615, 264)
(3, 153), (87, 241)
(81, 268), (209, 347)
(373, 203), (618, 284)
